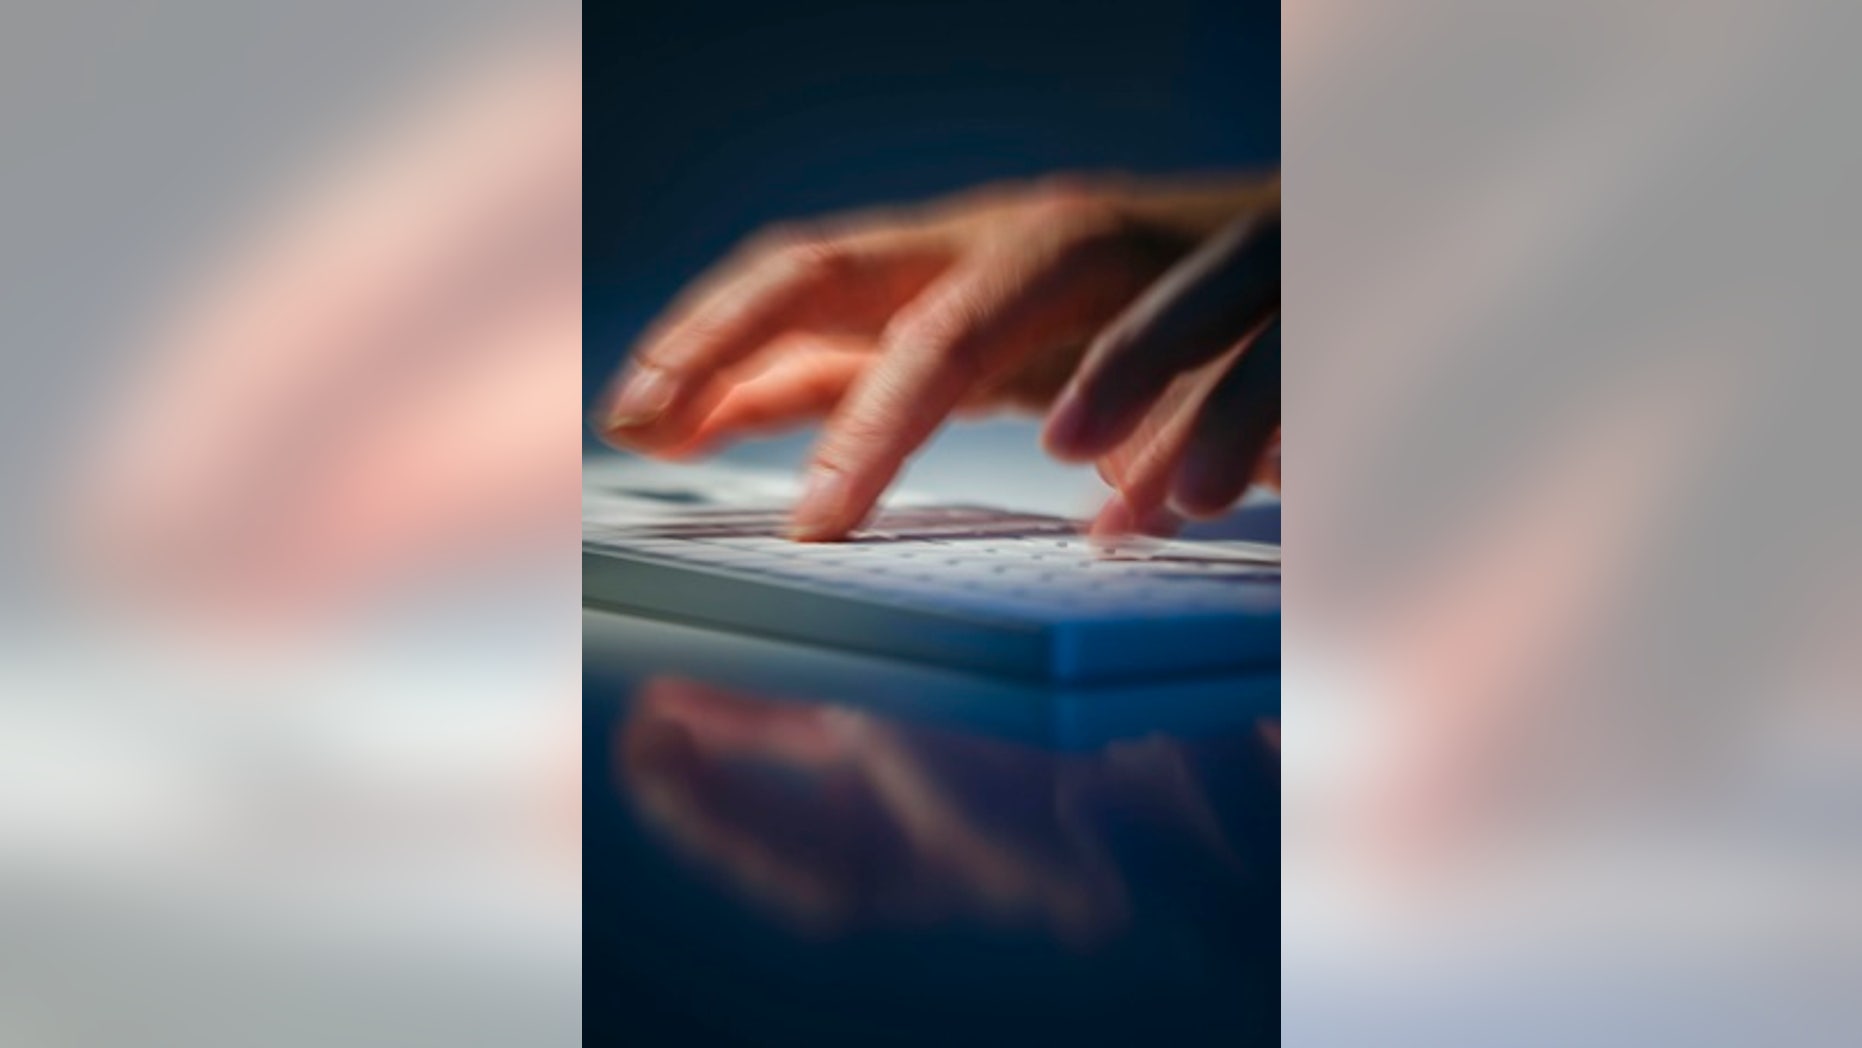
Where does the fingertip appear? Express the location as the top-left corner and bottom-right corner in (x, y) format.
(603, 363), (680, 431)
(590, 411), (652, 453)
(1087, 492), (1137, 539)
(785, 520), (845, 543)
(1167, 484), (1237, 521)
(1089, 490), (1183, 542)
(787, 512), (859, 542)
(592, 414), (666, 454)
(1167, 478), (1246, 521)
(786, 466), (858, 542)
(1255, 443), (1282, 493)
(1169, 425), (1259, 518)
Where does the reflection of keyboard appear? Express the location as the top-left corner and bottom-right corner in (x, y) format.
(583, 459), (1279, 682)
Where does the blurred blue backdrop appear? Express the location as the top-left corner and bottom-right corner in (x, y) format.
(586, 0), (1280, 410)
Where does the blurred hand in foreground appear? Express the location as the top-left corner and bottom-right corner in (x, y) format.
(72, 36), (581, 625)
(599, 174), (1280, 540)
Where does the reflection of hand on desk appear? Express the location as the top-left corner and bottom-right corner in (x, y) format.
(75, 39), (580, 627)
(615, 674), (1270, 942)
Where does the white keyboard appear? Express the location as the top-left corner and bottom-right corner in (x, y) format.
(583, 458), (1279, 682)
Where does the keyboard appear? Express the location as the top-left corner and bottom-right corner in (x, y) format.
(583, 458), (1280, 682)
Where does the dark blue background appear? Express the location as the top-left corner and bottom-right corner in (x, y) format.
(585, 0), (1279, 407)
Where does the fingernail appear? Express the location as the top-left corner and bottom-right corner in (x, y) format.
(788, 468), (852, 541)
(606, 365), (676, 429)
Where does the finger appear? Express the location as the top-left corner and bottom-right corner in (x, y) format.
(79, 42), (581, 574)
(618, 331), (871, 454)
(1254, 432), (1282, 492)
(131, 277), (580, 626)
(1089, 339), (1248, 536)
(958, 340), (1087, 416)
(636, 677), (855, 768)
(791, 231), (1149, 541)
(663, 343), (869, 457)
(1087, 408), (1198, 540)
(1088, 492), (1184, 540)
(1044, 214), (1279, 460)
(1171, 318), (1282, 516)
(603, 223), (950, 439)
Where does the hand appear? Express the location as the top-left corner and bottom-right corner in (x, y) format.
(72, 38), (581, 623)
(599, 174), (1279, 540)
(1049, 215), (1281, 537)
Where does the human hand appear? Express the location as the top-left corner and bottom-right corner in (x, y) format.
(1049, 213), (1282, 537)
(73, 38), (581, 623)
(599, 175), (1278, 540)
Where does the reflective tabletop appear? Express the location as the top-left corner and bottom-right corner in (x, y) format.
(585, 608), (1280, 1046)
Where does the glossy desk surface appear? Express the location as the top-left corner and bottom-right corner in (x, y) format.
(585, 608), (1280, 1046)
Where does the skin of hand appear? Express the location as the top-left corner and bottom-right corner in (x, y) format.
(598, 174), (1279, 540)
(71, 38), (581, 623)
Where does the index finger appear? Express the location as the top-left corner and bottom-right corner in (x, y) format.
(789, 229), (1147, 540)
(601, 221), (951, 444)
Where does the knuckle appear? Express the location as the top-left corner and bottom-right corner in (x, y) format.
(1012, 194), (1151, 289)
(810, 422), (887, 479)
(1019, 177), (1190, 285)
(891, 307), (989, 384)
(737, 222), (799, 257)
(942, 177), (1025, 215)
(665, 306), (738, 360)
(827, 411), (894, 455)
(1023, 175), (1100, 215)
(746, 223), (843, 281)
(1022, 180), (1124, 239)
